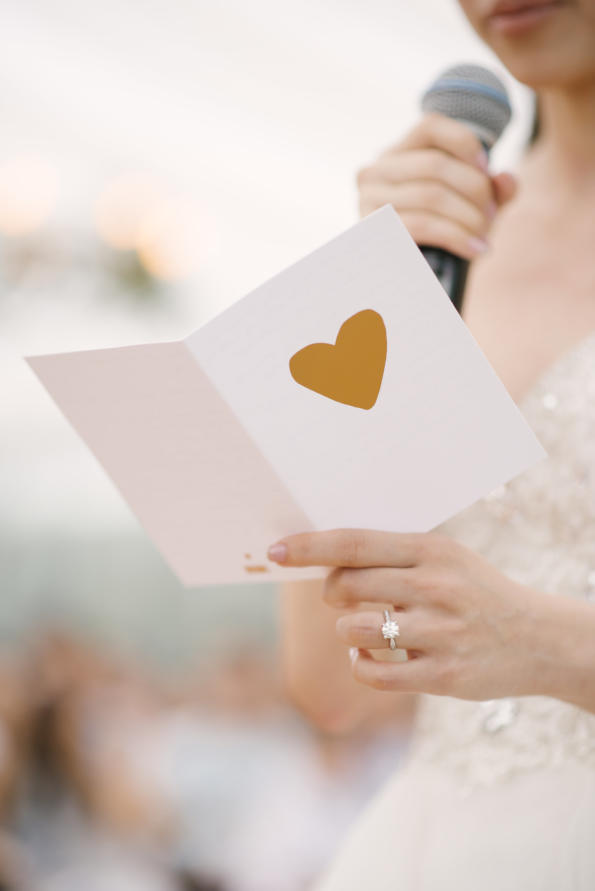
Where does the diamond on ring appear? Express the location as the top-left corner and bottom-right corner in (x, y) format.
(381, 609), (400, 651)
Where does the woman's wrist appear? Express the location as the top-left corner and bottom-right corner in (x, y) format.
(527, 589), (595, 714)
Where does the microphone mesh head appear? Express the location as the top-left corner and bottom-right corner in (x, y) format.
(421, 64), (511, 149)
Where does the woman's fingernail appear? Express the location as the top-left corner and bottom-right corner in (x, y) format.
(267, 542), (288, 563)
(468, 236), (489, 255)
(476, 149), (489, 172)
(349, 647), (359, 665)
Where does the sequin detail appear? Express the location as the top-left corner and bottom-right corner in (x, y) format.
(405, 333), (595, 795)
(542, 392), (558, 411)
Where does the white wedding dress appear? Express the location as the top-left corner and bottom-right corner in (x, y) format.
(313, 332), (595, 890)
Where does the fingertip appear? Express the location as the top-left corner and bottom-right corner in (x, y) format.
(335, 615), (349, 639)
(354, 647), (373, 662)
(468, 236), (490, 257)
(476, 149), (490, 173)
(267, 542), (288, 564)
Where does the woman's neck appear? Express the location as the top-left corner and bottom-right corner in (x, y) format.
(529, 80), (595, 190)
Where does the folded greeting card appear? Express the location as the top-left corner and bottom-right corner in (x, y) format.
(27, 205), (545, 586)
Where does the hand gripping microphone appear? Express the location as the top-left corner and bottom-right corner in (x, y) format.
(419, 64), (512, 314)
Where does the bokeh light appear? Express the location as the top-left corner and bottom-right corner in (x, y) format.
(94, 175), (164, 251)
(0, 155), (58, 236)
(95, 174), (212, 281)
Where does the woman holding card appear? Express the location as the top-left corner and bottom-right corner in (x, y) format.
(275, 1), (595, 887)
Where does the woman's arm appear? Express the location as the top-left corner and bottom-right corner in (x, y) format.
(530, 592), (595, 715)
(279, 579), (419, 734)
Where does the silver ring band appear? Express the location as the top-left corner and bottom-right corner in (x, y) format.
(381, 609), (400, 650)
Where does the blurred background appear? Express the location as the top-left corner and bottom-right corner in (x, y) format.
(1, 1), (534, 888)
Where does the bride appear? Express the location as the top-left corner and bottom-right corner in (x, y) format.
(271, 0), (595, 887)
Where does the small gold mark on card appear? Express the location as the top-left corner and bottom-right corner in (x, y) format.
(244, 564), (269, 574)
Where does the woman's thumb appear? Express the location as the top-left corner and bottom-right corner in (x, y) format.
(492, 171), (518, 207)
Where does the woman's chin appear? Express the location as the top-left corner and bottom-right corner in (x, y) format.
(461, 2), (595, 91)
(491, 53), (595, 91)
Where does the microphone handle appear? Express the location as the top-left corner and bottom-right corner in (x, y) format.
(420, 245), (469, 315)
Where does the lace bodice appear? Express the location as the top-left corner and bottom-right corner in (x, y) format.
(405, 331), (595, 797)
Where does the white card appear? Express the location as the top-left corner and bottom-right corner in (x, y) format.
(27, 205), (545, 586)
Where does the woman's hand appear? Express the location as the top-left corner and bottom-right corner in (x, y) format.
(356, 113), (517, 259)
(268, 529), (552, 701)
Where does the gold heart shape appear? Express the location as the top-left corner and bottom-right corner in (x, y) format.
(289, 309), (387, 410)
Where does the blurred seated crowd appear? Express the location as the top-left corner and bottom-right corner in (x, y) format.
(0, 632), (413, 891)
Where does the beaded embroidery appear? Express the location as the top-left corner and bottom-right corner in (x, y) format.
(405, 333), (595, 795)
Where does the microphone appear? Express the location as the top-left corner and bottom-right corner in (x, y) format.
(419, 64), (512, 314)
